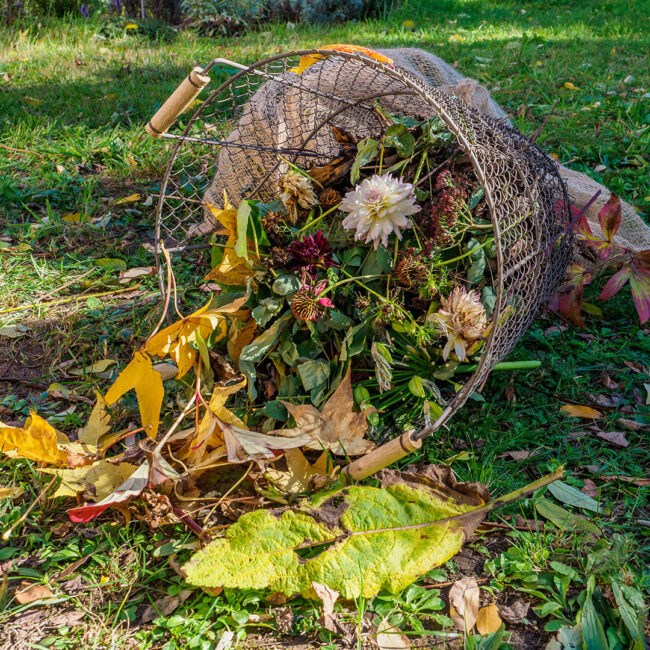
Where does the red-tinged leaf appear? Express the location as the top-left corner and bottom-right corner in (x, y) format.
(597, 194), (621, 243)
(553, 264), (593, 327)
(574, 214), (597, 241)
(598, 267), (631, 301)
(67, 462), (149, 522)
(630, 262), (650, 324)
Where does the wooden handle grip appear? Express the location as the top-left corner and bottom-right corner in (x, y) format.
(146, 67), (210, 138)
(343, 431), (422, 483)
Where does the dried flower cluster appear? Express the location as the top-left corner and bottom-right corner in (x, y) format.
(429, 171), (467, 247)
(279, 171), (318, 223)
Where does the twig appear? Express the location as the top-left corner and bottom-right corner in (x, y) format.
(37, 268), (95, 302)
(527, 99), (560, 145)
(2, 476), (57, 540)
(0, 142), (46, 159)
(203, 462), (254, 525)
(0, 286), (141, 315)
(172, 506), (206, 539)
(423, 577), (490, 590)
(414, 149), (460, 188)
(146, 243), (174, 345)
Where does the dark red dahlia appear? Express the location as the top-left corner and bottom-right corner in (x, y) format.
(287, 231), (335, 276)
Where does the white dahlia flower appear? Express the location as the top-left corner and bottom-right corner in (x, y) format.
(340, 173), (420, 249)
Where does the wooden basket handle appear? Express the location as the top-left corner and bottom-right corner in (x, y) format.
(342, 431), (421, 483)
(145, 67), (211, 138)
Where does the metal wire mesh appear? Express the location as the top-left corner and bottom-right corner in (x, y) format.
(153, 49), (572, 432)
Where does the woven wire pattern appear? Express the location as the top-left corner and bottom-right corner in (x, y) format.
(154, 49), (572, 428)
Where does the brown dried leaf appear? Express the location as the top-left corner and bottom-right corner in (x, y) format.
(375, 617), (411, 649)
(476, 604), (502, 635)
(499, 599), (530, 624)
(581, 479), (599, 498)
(15, 581), (54, 604)
(140, 589), (193, 623)
(274, 606), (294, 634)
(617, 418), (646, 432)
(272, 369), (377, 456)
(499, 450), (537, 460)
(596, 431), (629, 447)
(312, 581), (340, 633)
(449, 577), (480, 632)
(600, 373), (619, 390)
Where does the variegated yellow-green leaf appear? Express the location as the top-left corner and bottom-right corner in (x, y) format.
(184, 466), (488, 598)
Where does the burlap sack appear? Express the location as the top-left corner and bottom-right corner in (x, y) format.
(204, 47), (648, 252)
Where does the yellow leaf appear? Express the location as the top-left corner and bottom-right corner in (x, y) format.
(560, 404), (602, 419)
(124, 23), (138, 29)
(115, 193), (141, 205)
(144, 296), (246, 379)
(289, 45), (393, 74)
(476, 604), (503, 635)
(69, 359), (116, 375)
(563, 82), (579, 90)
(265, 449), (335, 495)
(78, 392), (111, 449)
(0, 486), (23, 499)
(270, 369), (377, 456)
(184, 377), (247, 465)
(41, 460), (137, 501)
(104, 351), (164, 439)
(23, 96), (41, 105)
(402, 19), (415, 29)
(226, 317), (258, 369)
(204, 199), (259, 286)
(62, 212), (89, 224)
(0, 412), (71, 466)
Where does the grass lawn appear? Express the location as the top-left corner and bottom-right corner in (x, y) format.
(0, 0), (649, 647)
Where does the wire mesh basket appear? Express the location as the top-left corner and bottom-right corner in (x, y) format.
(147, 48), (572, 469)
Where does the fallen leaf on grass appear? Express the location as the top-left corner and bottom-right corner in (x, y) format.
(144, 296), (245, 379)
(69, 359), (116, 375)
(0, 325), (30, 338)
(547, 480), (602, 512)
(140, 589), (193, 623)
(596, 430), (629, 447)
(184, 465), (488, 598)
(271, 369), (377, 456)
(265, 449), (336, 494)
(119, 266), (155, 284)
(599, 474), (650, 487)
(375, 617), (411, 649)
(0, 486), (23, 499)
(617, 418), (646, 432)
(449, 577), (480, 632)
(274, 606), (294, 634)
(0, 412), (84, 467)
(499, 599), (530, 624)
(42, 460), (137, 501)
(67, 462), (149, 522)
(560, 404), (602, 419)
(77, 392), (111, 448)
(476, 603), (502, 635)
(114, 193), (141, 204)
(535, 497), (601, 536)
(104, 351), (163, 439)
(499, 450), (537, 460)
(581, 479), (599, 498)
(15, 581), (54, 604)
(312, 581), (340, 633)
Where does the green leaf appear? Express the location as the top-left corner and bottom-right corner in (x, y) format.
(408, 376), (426, 398)
(547, 480), (602, 513)
(375, 245), (393, 273)
(611, 581), (644, 643)
(235, 200), (253, 259)
(246, 201), (270, 248)
(297, 359), (330, 392)
(469, 188), (485, 211)
(535, 498), (601, 536)
(481, 286), (497, 317)
(465, 238), (486, 285)
(272, 274), (300, 296)
(351, 138), (379, 184)
(264, 400), (288, 422)
(184, 471), (488, 599)
(327, 310), (353, 331)
(252, 297), (284, 327)
(581, 592), (608, 650)
(94, 258), (127, 271)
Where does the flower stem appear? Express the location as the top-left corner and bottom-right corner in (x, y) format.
(432, 236), (494, 268)
(298, 202), (341, 234)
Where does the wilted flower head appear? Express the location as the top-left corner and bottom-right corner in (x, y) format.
(288, 230), (335, 276)
(430, 286), (487, 360)
(290, 280), (333, 322)
(279, 171), (317, 224)
(340, 173), (420, 249)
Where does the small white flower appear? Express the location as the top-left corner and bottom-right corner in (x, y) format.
(340, 173), (420, 249)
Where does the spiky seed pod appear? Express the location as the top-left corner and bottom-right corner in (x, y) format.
(267, 246), (291, 269)
(396, 254), (428, 289)
(290, 281), (333, 322)
(354, 293), (371, 310)
(279, 172), (318, 224)
(319, 187), (342, 211)
(261, 210), (287, 246)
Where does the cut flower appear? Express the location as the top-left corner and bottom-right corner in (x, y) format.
(279, 171), (318, 223)
(340, 173), (419, 249)
(288, 231), (335, 276)
(430, 286), (487, 360)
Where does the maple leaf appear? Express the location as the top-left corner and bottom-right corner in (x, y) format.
(289, 45), (393, 75)
(574, 194), (623, 259)
(204, 198), (259, 286)
(144, 295), (246, 379)
(265, 449), (337, 495)
(598, 258), (650, 324)
(270, 369), (377, 456)
(104, 351), (164, 439)
(0, 412), (86, 467)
